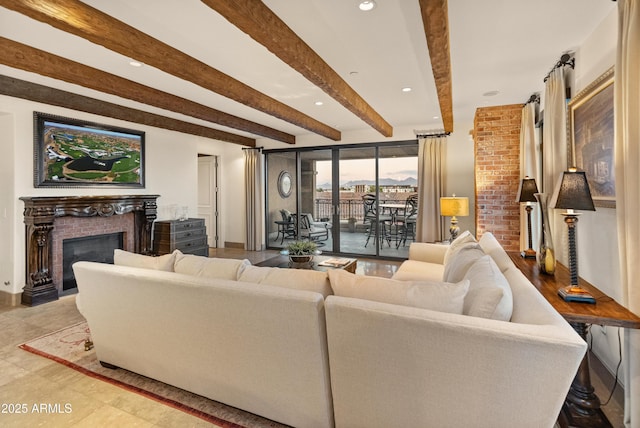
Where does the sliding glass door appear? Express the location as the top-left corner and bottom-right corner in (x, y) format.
(265, 141), (418, 259)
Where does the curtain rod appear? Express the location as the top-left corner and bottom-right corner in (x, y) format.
(241, 146), (263, 151)
(415, 129), (450, 138)
(523, 93), (540, 106)
(543, 53), (575, 82)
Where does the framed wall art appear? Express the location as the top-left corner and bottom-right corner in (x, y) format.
(567, 67), (615, 208)
(34, 112), (145, 188)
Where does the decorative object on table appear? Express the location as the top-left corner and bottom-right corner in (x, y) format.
(440, 195), (469, 242)
(33, 111), (145, 188)
(277, 170), (292, 198)
(281, 240), (321, 267)
(552, 168), (596, 303)
(534, 193), (556, 275)
(516, 177), (539, 259)
(567, 66), (615, 208)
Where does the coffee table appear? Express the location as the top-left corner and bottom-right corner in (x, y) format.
(256, 254), (357, 273)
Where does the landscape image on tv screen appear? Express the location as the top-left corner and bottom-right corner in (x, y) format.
(35, 112), (144, 187)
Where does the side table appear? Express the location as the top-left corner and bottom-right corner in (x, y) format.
(508, 252), (640, 428)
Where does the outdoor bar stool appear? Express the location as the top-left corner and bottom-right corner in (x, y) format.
(362, 194), (392, 248)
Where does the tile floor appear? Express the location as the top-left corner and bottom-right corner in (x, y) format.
(0, 249), (624, 427)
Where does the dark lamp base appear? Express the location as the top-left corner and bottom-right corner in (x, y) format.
(558, 286), (596, 304)
(521, 248), (536, 259)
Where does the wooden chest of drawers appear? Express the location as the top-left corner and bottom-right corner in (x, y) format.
(153, 218), (208, 256)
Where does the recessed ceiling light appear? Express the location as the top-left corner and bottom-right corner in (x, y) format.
(315, 101), (324, 106)
(129, 60), (144, 67)
(483, 90), (499, 97)
(401, 87), (412, 92)
(433, 116), (439, 119)
(358, 1), (376, 12)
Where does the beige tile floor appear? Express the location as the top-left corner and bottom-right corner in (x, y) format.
(0, 249), (624, 427)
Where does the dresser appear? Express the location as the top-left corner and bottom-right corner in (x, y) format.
(152, 218), (208, 256)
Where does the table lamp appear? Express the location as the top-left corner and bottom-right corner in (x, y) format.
(516, 177), (539, 259)
(440, 195), (469, 242)
(551, 168), (596, 303)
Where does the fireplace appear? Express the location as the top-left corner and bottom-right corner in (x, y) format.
(62, 232), (124, 294)
(20, 195), (159, 306)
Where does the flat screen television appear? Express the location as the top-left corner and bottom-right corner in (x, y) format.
(33, 112), (145, 188)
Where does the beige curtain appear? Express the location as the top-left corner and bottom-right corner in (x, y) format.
(542, 67), (568, 259)
(416, 136), (446, 243)
(519, 101), (541, 252)
(615, 1), (640, 426)
(244, 148), (263, 251)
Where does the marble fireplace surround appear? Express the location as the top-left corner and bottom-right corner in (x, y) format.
(20, 195), (159, 307)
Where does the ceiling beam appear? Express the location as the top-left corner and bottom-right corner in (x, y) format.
(0, 37), (291, 144)
(202, 0), (393, 138)
(0, 0), (341, 141)
(0, 75), (256, 147)
(419, 0), (454, 133)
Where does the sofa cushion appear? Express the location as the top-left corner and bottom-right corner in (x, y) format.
(443, 230), (476, 265)
(443, 242), (485, 283)
(113, 249), (177, 271)
(462, 254), (513, 321)
(173, 252), (250, 280)
(478, 232), (513, 273)
(328, 269), (469, 314)
(238, 265), (333, 297)
(391, 260), (445, 282)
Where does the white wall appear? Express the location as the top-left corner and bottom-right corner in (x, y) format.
(0, 95), (237, 296)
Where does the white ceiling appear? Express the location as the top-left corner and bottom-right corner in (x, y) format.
(0, 0), (616, 144)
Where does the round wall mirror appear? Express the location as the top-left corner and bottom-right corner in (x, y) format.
(278, 170), (292, 198)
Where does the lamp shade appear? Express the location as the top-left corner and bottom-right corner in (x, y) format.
(440, 196), (469, 217)
(551, 169), (596, 211)
(516, 177), (539, 203)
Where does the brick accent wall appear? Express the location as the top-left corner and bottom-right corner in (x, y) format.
(473, 104), (522, 252)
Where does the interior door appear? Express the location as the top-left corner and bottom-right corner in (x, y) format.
(197, 155), (218, 248)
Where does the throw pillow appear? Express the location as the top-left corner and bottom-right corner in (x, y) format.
(113, 249), (177, 271)
(443, 242), (485, 283)
(462, 254), (513, 321)
(443, 230), (477, 265)
(173, 252), (251, 280)
(328, 269), (469, 314)
(478, 231), (513, 272)
(238, 265), (332, 297)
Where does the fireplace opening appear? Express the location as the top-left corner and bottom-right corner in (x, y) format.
(62, 232), (124, 294)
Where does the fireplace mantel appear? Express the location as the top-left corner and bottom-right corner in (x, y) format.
(20, 194), (159, 306)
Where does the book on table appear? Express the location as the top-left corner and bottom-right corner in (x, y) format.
(318, 258), (352, 267)
(558, 286), (596, 304)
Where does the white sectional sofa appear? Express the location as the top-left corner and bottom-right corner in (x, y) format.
(73, 232), (587, 428)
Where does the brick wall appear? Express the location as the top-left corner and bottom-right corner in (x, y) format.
(473, 104), (522, 252)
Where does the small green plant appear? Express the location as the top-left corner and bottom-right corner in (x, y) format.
(286, 240), (318, 255)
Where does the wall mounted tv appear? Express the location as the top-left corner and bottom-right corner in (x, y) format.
(34, 112), (145, 188)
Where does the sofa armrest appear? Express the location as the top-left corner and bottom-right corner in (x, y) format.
(408, 242), (448, 264)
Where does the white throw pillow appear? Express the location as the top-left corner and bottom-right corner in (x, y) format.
(173, 252), (250, 280)
(443, 242), (485, 283)
(443, 230), (477, 265)
(113, 249), (177, 272)
(328, 269), (469, 314)
(238, 265), (332, 297)
(462, 255), (513, 321)
(479, 232), (513, 272)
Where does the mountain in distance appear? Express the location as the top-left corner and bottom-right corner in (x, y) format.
(318, 177), (417, 189)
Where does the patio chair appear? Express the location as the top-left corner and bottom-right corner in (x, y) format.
(295, 213), (330, 242)
(362, 194), (392, 248)
(395, 194), (418, 247)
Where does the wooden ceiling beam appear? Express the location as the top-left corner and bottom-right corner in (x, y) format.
(0, 37), (290, 144)
(202, 0), (393, 138)
(0, 0), (341, 141)
(419, 0), (454, 133)
(0, 75), (256, 147)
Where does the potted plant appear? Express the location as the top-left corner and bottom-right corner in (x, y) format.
(282, 240), (320, 265)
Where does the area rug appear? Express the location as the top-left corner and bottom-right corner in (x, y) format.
(19, 322), (288, 428)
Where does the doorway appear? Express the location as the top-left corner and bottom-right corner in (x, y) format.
(197, 155), (218, 248)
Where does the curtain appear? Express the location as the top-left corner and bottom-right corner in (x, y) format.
(244, 148), (263, 251)
(519, 101), (541, 252)
(416, 136), (445, 243)
(542, 67), (568, 260)
(615, 1), (640, 426)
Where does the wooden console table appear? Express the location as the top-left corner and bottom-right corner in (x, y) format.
(508, 252), (640, 428)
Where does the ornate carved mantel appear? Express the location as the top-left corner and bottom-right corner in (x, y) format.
(20, 195), (159, 306)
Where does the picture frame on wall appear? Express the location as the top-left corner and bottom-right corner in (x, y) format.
(33, 112), (145, 188)
(567, 66), (615, 208)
